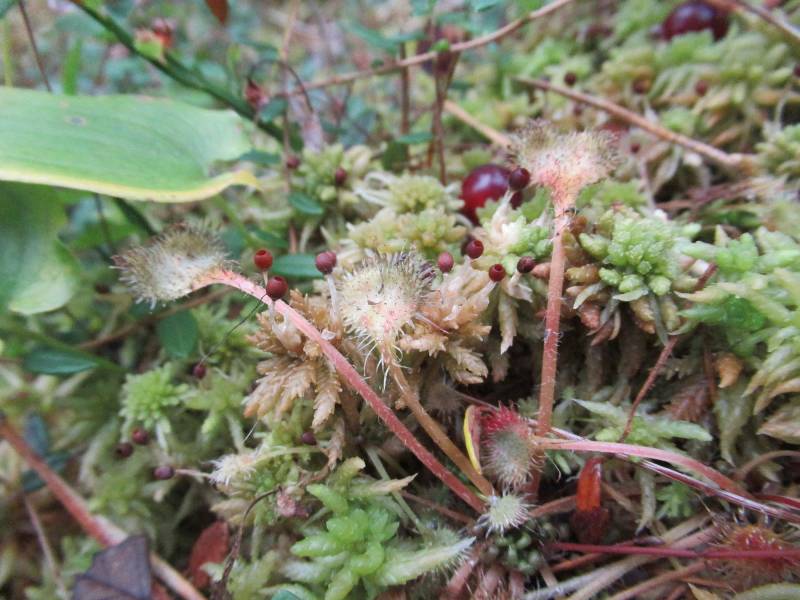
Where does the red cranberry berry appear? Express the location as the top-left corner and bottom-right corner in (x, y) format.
(661, 1), (729, 41)
(300, 431), (317, 445)
(489, 263), (506, 282)
(315, 251), (337, 275)
(266, 276), (288, 301)
(794, 64), (800, 78)
(115, 442), (134, 459)
(517, 256), (536, 273)
(334, 167), (348, 187)
(285, 155), (300, 170)
(192, 362), (207, 379)
(465, 239), (484, 260)
(508, 167), (531, 191)
(695, 79), (709, 96)
(460, 164), (510, 224)
(510, 191), (524, 208)
(437, 251), (454, 273)
(564, 71), (577, 87)
(253, 248), (273, 271)
(131, 427), (150, 445)
(153, 465), (175, 480)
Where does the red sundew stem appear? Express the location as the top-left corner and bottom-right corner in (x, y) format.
(194, 270), (485, 513)
(549, 541), (800, 561)
(536, 203), (571, 438)
(533, 438), (742, 494)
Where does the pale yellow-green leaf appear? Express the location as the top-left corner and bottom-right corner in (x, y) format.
(0, 87), (257, 202)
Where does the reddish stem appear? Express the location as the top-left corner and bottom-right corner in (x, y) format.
(533, 438), (742, 494)
(536, 204), (570, 437)
(550, 541), (800, 561)
(195, 270), (485, 512)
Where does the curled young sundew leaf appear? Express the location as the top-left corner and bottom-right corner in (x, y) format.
(113, 224), (231, 307)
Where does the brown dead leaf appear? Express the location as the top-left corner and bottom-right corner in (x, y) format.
(188, 521), (230, 589)
(204, 0), (228, 24)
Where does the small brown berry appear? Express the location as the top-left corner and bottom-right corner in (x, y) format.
(192, 362), (207, 379)
(465, 239), (484, 259)
(630, 142), (641, 154)
(253, 248), (273, 271)
(564, 71), (577, 86)
(153, 465), (175, 480)
(315, 251), (337, 275)
(793, 64), (800, 78)
(508, 167), (531, 191)
(266, 276), (288, 301)
(517, 256), (535, 273)
(300, 431), (317, 445)
(115, 442), (134, 459)
(437, 251), (454, 273)
(510, 191), (524, 208)
(695, 79), (709, 96)
(131, 427), (150, 445)
(632, 78), (650, 94)
(285, 155), (300, 169)
(334, 167), (348, 187)
(489, 263), (506, 282)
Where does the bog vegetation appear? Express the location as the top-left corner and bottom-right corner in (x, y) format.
(1, 1), (800, 599)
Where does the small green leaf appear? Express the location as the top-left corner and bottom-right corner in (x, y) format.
(156, 310), (199, 359)
(62, 40), (83, 95)
(272, 254), (322, 279)
(273, 591), (302, 600)
(0, 0), (18, 19)
(24, 414), (50, 457)
(259, 97), (288, 122)
(250, 227), (289, 249)
(23, 347), (100, 375)
(346, 22), (400, 52)
(0, 183), (80, 315)
(238, 150), (280, 165)
(288, 191), (324, 216)
(395, 131), (433, 145)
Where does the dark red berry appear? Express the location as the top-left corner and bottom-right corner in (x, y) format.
(300, 431), (317, 445)
(632, 78), (650, 95)
(510, 191), (524, 208)
(573, 104), (584, 117)
(334, 167), (348, 187)
(465, 239), (484, 260)
(695, 79), (709, 96)
(794, 64), (800, 78)
(460, 164), (510, 224)
(115, 442), (134, 459)
(315, 251), (337, 275)
(517, 256), (535, 273)
(131, 427), (150, 445)
(489, 264), (506, 282)
(630, 142), (641, 154)
(661, 1), (729, 41)
(437, 251), (454, 273)
(508, 167), (531, 191)
(192, 362), (207, 379)
(153, 465), (175, 480)
(564, 71), (577, 87)
(285, 155), (300, 170)
(253, 248), (273, 271)
(266, 276), (288, 301)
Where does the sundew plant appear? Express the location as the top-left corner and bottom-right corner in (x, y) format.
(2, 1), (800, 599)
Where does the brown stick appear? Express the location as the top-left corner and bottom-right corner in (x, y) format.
(284, 0), (576, 96)
(399, 45), (410, 136)
(725, 0), (800, 48)
(0, 415), (207, 600)
(443, 100), (511, 147)
(18, 0), (51, 92)
(515, 77), (755, 172)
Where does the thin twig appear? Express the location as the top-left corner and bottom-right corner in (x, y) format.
(399, 45), (410, 136)
(607, 561), (705, 600)
(514, 77), (756, 171)
(0, 414), (207, 600)
(24, 495), (65, 596)
(18, 0), (51, 92)
(285, 0), (576, 95)
(726, 0), (800, 48)
(618, 336), (679, 442)
(443, 99), (512, 147)
(549, 542), (800, 561)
